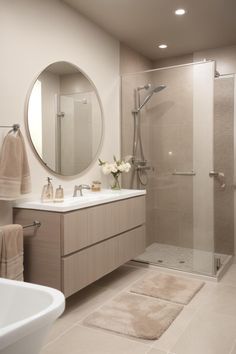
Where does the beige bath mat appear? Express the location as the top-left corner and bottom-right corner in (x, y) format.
(84, 292), (183, 340)
(130, 273), (204, 305)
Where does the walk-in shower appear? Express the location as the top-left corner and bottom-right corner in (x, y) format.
(121, 61), (235, 278)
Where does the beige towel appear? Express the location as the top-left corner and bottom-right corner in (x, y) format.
(0, 224), (24, 281)
(0, 130), (31, 199)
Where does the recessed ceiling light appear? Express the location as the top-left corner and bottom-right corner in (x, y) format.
(175, 8), (186, 15)
(158, 44), (168, 49)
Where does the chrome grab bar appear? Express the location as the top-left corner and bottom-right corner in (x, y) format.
(172, 170), (196, 176)
(171, 170), (226, 188)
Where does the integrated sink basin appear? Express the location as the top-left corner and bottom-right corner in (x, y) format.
(14, 189), (146, 212)
(0, 278), (65, 354)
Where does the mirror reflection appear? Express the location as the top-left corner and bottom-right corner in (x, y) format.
(27, 61), (103, 176)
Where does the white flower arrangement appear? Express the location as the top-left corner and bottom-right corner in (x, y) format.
(99, 156), (131, 189)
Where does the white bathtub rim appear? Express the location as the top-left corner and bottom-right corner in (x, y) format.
(0, 278), (65, 351)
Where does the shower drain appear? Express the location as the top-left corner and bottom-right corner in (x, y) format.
(156, 260), (186, 264)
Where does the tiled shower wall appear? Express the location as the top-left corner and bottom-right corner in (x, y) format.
(121, 65), (194, 248)
(120, 43), (154, 245)
(121, 71), (154, 245)
(149, 66), (194, 249)
(214, 76), (234, 255)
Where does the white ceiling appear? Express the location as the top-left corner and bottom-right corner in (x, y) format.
(63, 0), (236, 60)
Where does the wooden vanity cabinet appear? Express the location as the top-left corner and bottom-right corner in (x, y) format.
(13, 195), (146, 297)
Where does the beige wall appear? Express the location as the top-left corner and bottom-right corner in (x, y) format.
(120, 43), (154, 245)
(0, 0), (120, 225)
(60, 72), (93, 94)
(154, 54), (194, 69)
(154, 44), (236, 76)
(194, 45), (236, 75)
(120, 43), (153, 74)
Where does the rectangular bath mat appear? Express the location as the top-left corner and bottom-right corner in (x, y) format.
(84, 292), (183, 340)
(130, 273), (204, 305)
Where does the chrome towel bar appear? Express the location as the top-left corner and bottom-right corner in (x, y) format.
(0, 124), (20, 132)
(135, 165), (154, 171)
(172, 170), (196, 176)
(22, 220), (41, 229)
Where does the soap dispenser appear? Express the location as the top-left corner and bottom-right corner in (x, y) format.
(41, 177), (54, 202)
(54, 185), (64, 203)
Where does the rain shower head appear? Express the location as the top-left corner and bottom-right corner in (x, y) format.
(134, 84), (166, 113)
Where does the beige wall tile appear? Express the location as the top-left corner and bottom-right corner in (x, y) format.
(214, 77), (234, 255)
(154, 209), (180, 246)
(230, 343), (236, 354)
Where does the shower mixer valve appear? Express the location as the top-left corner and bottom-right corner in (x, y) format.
(209, 170), (226, 189)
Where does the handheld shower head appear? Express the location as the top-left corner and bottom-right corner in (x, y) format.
(133, 84), (166, 113)
(153, 85), (166, 93)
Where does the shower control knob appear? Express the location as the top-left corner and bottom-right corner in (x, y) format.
(209, 171), (219, 177)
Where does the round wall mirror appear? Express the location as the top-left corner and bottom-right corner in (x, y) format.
(27, 61), (103, 176)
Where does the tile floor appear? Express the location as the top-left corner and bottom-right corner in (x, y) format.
(41, 263), (236, 354)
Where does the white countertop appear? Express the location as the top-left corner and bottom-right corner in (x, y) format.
(14, 189), (146, 213)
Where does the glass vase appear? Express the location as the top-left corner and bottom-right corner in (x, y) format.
(111, 174), (121, 190)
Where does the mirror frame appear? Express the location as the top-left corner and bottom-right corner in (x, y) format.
(25, 61), (104, 177)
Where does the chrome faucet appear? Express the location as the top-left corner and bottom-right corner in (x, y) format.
(73, 184), (91, 197)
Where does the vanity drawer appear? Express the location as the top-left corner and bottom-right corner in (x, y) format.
(61, 208), (88, 255)
(61, 196), (145, 256)
(62, 225), (145, 297)
(87, 196), (145, 243)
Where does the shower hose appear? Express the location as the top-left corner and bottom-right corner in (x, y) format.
(137, 168), (148, 186)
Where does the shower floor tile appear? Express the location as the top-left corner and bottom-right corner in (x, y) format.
(135, 242), (230, 276)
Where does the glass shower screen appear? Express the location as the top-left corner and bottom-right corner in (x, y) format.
(121, 61), (222, 276)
